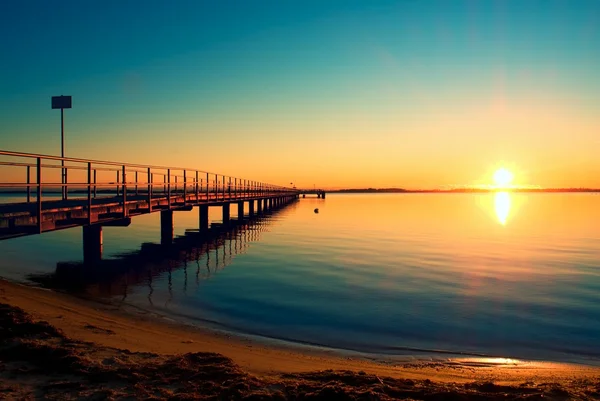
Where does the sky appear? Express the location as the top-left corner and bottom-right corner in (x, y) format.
(1, 0), (599, 190)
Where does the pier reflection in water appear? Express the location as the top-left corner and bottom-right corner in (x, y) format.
(28, 210), (277, 305)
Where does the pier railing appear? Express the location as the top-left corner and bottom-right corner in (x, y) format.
(0, 150), (296, 208)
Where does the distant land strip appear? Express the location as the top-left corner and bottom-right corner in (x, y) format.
(1, 188), (600, 194)
(330, 188), (600, 193)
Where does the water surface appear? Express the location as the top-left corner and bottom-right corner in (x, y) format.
(1, 193), (599, 365)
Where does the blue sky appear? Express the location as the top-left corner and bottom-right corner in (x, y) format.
(1, 0), (599, 188)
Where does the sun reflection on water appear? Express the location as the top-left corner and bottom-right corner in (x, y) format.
(494, 192), (511, 225)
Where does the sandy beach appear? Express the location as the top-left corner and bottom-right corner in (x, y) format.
(1, 278), (599, 399)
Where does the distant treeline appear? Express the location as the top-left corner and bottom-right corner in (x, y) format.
(333, 188), (408, 193)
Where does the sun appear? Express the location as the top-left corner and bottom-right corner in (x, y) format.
(493, 168), (514, 188)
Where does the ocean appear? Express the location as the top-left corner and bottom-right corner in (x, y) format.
(1, 192), (599, 365)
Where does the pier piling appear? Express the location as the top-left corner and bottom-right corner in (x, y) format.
(199, 205), (209, 232)
(83, 225), (103, 264)
(237, 201), (244, 220)
(222, 203), (230, 224)
(160, 210), (174, 245)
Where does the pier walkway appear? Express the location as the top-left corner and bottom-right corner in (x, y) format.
(0, 150), (299, 262)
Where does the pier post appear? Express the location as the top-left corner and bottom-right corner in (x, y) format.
(322, 191), (326, 199)
(248, 200), (255, 217)
(237, 201), (244, 220)
(199, 205), (209, 232)
(160, 210), (173, 245)
(83, 225), (103, 264)
(222, 203), (230, 224)
(257, 198), (263, 214)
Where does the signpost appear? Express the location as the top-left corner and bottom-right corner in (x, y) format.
(52, 95), (72, 199)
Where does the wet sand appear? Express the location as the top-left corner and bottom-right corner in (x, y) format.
(1, 278), (599, 399)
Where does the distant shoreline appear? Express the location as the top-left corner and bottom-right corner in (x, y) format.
(1, 188), (600, 195)
(328, 188), (600, 193)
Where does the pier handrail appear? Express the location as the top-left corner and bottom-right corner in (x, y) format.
(0, 149), (293, 191)
(0, 148), (298, 221)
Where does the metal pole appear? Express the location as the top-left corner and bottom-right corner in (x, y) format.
(87, 162), (92, 224)
(26, 165), (31, 203)
(148, 167), (154, 213)
(122, 165), (127, 217)
(147, 167), (152, 212)
(61, 108), (65, 200)
(37, 157), (42, 233)
(183, 170), (187, 205)
(167, 168), (171, 209)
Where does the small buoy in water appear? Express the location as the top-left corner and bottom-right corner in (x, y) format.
(314, 208), (319, 213)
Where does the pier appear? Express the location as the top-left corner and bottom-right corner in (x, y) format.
(300, 189), (327, 198)
(0, 150), (300, 263)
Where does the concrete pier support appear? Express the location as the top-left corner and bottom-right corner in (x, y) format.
(322, 192), (326, 199)
(248, 200), (255, 217)
(269, 198), (273, 209)
(199, 205), (209, 232)
(83, 225), (103, 264)
(263, 198), (268, 211)
(160, 210), (174, 245)
(222, 203), (230, 224)
(237, 201), (244, 220)
(257, 199), (263, 214)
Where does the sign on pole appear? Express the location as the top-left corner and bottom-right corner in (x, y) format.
(51, 95), (72, 109)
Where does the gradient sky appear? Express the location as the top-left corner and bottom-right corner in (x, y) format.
(1, 0), (599, 189)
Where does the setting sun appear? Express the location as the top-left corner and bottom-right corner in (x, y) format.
(493, 168), (514, 188)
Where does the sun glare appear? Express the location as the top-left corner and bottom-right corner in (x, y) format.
(493, 168), (514, 188)
(494, 191), (511, 225)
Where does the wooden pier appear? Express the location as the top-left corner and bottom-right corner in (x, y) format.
(0, 150), (299, 263)
(300, 189), (326, 198)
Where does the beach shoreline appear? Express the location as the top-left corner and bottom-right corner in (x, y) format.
(1, 277), (599, 399)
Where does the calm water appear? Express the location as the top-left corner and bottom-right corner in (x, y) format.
(1, 193), (599, 365)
